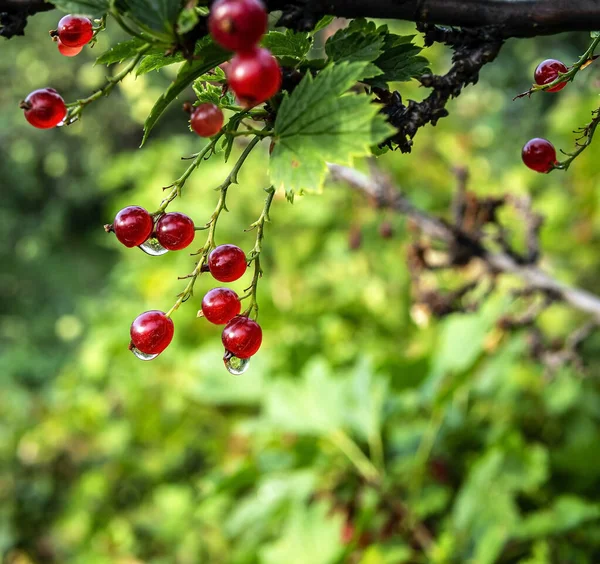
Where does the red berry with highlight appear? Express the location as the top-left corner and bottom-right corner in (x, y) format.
(155, 212), (196, 251)
(57, 15), (93, 47)
(202, 288), (242, 324)
(57, 39), (83, 57)
(208, 244), (247, 282)
(20, 88), (67, 129)
(534, 59), (568, 92)
(112, 206), (153, 247)
(228, 47), (281, 107)
(222, 316), (262, 358)
(190, 103), (224, 137)
(522, 138), (557, 173)
(209, 0), (267, 52)
(130, 310), (174, 355)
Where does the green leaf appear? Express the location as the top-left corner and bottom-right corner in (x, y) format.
(269, 62), (393, 198)
(367, 35), (430, 88)
(137, 52), (184, 75)
(141, 42), (228, 146)
(191, 81), (235, 108)
(120, 0), (182, 34)
(96, 39), (148, 66)
(51, 0), (109, 18)
(313, 15), (334, 32)
(262, 30), (312, 66)
(325, 19), (385, 79)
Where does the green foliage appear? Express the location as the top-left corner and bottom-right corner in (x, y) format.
(270, 62), (393, 199)
(96, 38), (149, 65)
(51, 0), (108, 17)
(262, 30), (313, 67)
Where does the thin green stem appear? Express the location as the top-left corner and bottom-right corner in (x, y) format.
(554, 108), (600, 170)
(241, 186), (276, 319)
(515, 35), (600, 98)
(165, 135), (263, 318)
(328, 429), (381, 484)
(65, 45), (151, 124)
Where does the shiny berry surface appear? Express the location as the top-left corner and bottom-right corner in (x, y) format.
(155, 212), (195, 251)
(222, 316), (262, 358)
(202, 288), (242, 324)
(534, 59), (568, 92)
(130, 310), (174, 355)
(228, 47), (282, 107)
(57, 39), (83, 57)
(57, 15), (93, 47)
(113, 206), (153, 247)
(522, 138), (557, 173)
(209, 0), (267, 52)
(21, 88), (67, 129)
(190, 103), (224, 137)
(208, 244), (247, 282)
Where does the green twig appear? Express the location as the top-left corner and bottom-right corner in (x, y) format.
(65, 45), (151, 124)
(554, 108), (600, 170)
(241, 186), (276, 319)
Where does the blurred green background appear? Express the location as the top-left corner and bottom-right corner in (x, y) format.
(2, 12), (600, 564)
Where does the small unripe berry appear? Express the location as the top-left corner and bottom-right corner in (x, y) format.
(20, 88), (67, 129)
(208, 244), (247, 282)
(56, 15), (93, 47)
(522, 138), (557, 173)
(190, 103), (224, 137)
(57, 39), (83, 57)
(222, 316), (262, 358)
(534, 59), (568, 92)
(209, 0), (267, 52)
(228, 47), (281, 107)
(155, 212), (196, 251)
(130, 311), (174, 355)
(202, 288), (241, 324)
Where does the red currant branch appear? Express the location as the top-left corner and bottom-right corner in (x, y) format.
(554, 108), (600, 170)
(242, 185), (276, 318)
(64, 44), (152, 124)
(514, 34), (600, 99)
(165, 134), (264, 318)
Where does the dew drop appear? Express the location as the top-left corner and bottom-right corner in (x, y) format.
(138, 237), (168, 256)
(130, 345), (158, 361)
(224, 351), (251, 375)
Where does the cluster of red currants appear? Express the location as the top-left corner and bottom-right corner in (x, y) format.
(521, 59), (568, 173)
(109, 206), (262, 371)
(189, 0), (281, 138)
(51, 14), (93, 57)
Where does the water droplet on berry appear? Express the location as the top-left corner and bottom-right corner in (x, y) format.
(130, 345), (159, 361)
(138, 237), (168, 256)
(224, 352), (251, 375)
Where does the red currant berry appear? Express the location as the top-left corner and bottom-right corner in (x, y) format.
(208, 244), (247, 282)
(522, 138), (557, 173)
(56, 15), (93, 47)
(228, 47), (281, 107)
(155, 212), (196, 251)
(130, 310), (174, 355)
(190, 103), (224, 137)
(57, 39), (83, 57)
(534, 59), (568, 92)
(209, 0), (267, 52)
(111, 206), (153, 248)
(20, 88), (67, 129)
(202, 288), (242, 324)
(222, 316), (262, 358)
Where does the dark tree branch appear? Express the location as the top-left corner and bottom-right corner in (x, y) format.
(268, 0), (600, 37)
(0, 0), (51, 38)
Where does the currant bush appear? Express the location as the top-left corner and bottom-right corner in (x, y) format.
(228, 47), (282, 107)
(208, 0), (267, 52)
(155, 212), (196, 251)
(208, 244), (247, 282)
(534, 59), (568, 92)
(55, 15), (93, 47)
(222, 316), (262, 358)
(522, 137), (557, 172)
(20, 88), (67, 129)
(190, 103), (224, 137)
(111, 206), (154, 248)
(57, 39), (83, 57)
(130, 310), (174, 356)
(202, 288), (242, 325)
